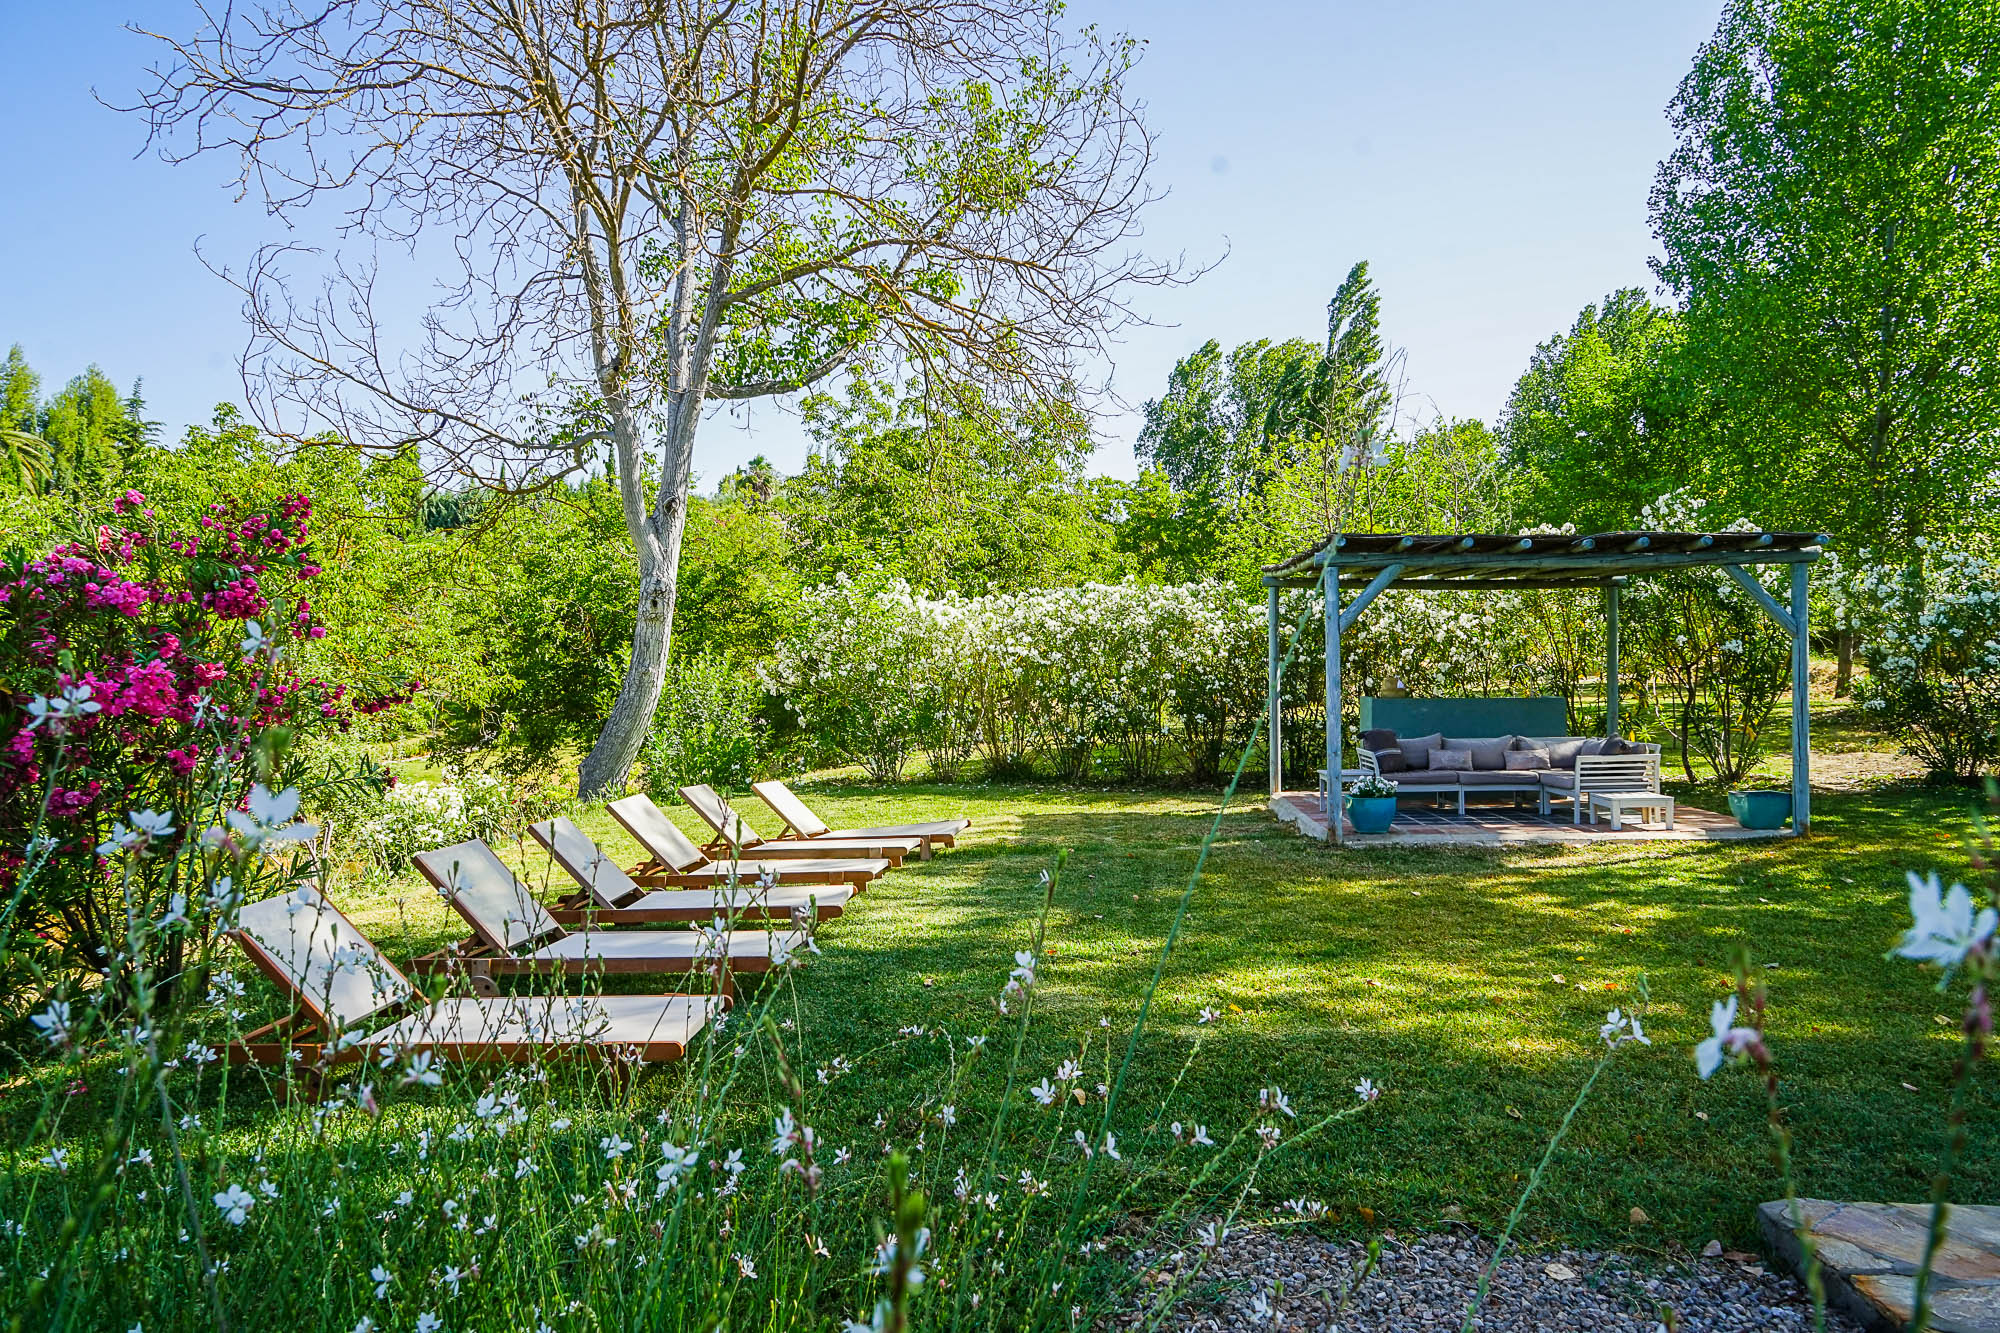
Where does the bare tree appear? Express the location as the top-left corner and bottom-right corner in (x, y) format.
(132, 0), (1178, 794)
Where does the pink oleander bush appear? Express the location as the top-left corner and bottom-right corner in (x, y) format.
(0, 489), (354, 984)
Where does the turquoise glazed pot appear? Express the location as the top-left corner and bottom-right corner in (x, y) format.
(1347, 794), (1398, 834)
(1727, 789), (1793, 829)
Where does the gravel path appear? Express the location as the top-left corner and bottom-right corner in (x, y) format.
(1107, 1226), (1863, 1332)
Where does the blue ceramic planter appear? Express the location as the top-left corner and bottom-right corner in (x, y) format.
(1728, 789), (1793, 830)
(1347, 794), (1398, 834)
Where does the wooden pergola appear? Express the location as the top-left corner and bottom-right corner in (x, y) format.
(1259, 530), (1833, 844)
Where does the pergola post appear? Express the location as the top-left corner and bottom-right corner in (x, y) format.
(1605, 583), (1621, 739)
(1323, 562), (1343, 846)
(1791, 562), (1811, 834)
(1266, 584), (1282, 798)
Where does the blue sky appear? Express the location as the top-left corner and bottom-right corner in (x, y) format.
(0, 1), (1723, 484)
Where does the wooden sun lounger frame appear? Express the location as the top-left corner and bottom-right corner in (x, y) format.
(406, 841), (787, 997)
(528, 816), (852, 926)
(749, 779), (969, 858)
(224, 887), (716, 1090)
(676, 784), (922, 864)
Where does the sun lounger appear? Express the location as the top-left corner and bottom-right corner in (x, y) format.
(226, 882), (719, 1069)
(528, 815), (852, 925)
(677, 784), (922, 864)
(600, 795), (892, 891)
(409, 839), (808, 991)
(750, 779), (969, 858)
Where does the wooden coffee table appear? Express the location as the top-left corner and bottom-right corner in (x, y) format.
(1587, 789), (1675, 830)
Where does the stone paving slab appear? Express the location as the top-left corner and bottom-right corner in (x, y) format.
(1761, 1199), (2000, 1332)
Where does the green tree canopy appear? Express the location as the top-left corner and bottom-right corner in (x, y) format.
(1650, 0), (2000, 553)
(1499, 291), (1691, 531)
(782, 382), (1117, 594)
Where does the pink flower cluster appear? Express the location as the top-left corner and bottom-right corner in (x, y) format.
(1, 490), (357, 887)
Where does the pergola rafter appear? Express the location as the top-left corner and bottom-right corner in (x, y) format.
(1259, 529), (1832, 845)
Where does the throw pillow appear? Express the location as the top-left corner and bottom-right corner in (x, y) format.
(1430, 747), (1473, 772)
(1359, 728), (1399, 755)
(1397, 732), (1443, 770)
(1370, 748), (1410, 774)
(1444, 735), (1515, 771)
(1504, 748), (1550, 771)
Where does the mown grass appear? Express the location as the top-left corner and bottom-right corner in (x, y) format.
(5, 769), (1992, 1330)
(337, 774), (1992, 1249)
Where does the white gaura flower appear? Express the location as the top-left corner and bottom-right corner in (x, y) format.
(371, 1265), (392, 1299)
(1599, 1008), (1651, 1048)
(654, 1144), (698, 1197)
(223, 784), (317, 850)
(1895, 871), (1998, 971)
(30, 999), (72, 1047)
(240, 620), (270, 657)
(1010, 951), (1037, 988)
(601, 1135), (633, 1162)
(1028, 1078), (1056, 1107)
(415, 1314), (442, 1333)
(213, 1183), (255, 1225)
(1354, 1077), (1380, 1103)
(1694, 995), (1759, 1079)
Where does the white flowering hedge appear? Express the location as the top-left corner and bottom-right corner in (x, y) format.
(1832, 540), (2000, 778)
(763, 577), (1630, 784)
(764, 578), (1272, 783)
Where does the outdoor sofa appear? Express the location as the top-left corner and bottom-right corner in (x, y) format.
(1354, 729), (1663, 823)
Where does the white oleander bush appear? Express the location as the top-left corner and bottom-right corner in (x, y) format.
(356, 766), (522, 871)
(1832, 540), (2000, 779)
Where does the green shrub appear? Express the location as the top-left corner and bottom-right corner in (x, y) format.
(639, 653), (768, 802)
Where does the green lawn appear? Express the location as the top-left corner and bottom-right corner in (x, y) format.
(329, 772), (1995, 1254)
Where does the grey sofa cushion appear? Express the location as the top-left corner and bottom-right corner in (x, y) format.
(1397, 732), (1443, 770)
(1577, 736), (1613, 758)
(1539, 771), (1577, 790)
(1523, 736), (1588, 769)
(1430, 747), (1473, 772)
(1505, 747), (1550, 771)
(1387, 770), (1459, 787)
(1459, 769), (1533, 786)
(1444, 735), (1516, 771)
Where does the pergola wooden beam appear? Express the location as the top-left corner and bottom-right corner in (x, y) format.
(1260, 528), (1830, 844)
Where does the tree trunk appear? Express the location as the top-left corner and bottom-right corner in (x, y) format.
(1834, 630), (1854, 697)
(578, 555), (677, 798)
(576, 386), (701, 799)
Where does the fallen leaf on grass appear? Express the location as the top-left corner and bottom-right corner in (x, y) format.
(1630, 1207), (1650, 1225)
(1505, 1106), (1522, 1120)
(1694, 1110), (1709, 1121)
(1701, 1240), (1723, 1258)
(1902, 1082), (1920, 1092)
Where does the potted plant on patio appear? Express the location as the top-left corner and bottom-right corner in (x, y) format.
(1727, 788), (1793, 829)
(1346, 773), (1400, 834)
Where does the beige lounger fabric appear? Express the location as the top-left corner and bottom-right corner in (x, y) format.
(368, 994), (715, 1058)
(229, 883), (719, 1063)
(235, 884), (416, 1029)
(413, 839), (809, 971)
